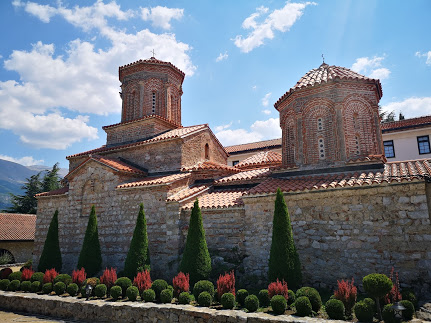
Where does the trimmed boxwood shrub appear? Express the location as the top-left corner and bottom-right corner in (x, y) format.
(287, 290), (295, 305)
(127, 286), (139, 301)
(160, 288), (173, 303)
(296, 287), (322, 312)
(142, 289), (156, 302)
(271, 295), (287, 315)
(179, 291), (191, 305)
(382, 304), (395, 323)
(401, 289), (418, 307)
(31, 281), (41, 293)
(363, 273), (393, 320)
(0, 279), (10, 291)
(115, 277), (132, 298)
(400, 300), (415, 321)
(67, 283), (79, 296)
(8, 271), (22, 281)
(152, 279), (168, 300)
(42, 283), (52, 294)
(31, 272), (44, 284)
(198, 291), (212, 307)
(193, 280), (214, 299)
(110, 286), (122, 300)
(236, 289), (249, 307)
(20, 280), (32, 292)
(54, 282), (66, 295)
(245, 295), (259, 312)
(221, 292), (235, 309)
(295, 296), (312, 317)
(8, 279), (20, 291)
(325, 299), (345, 320)
(354, 300), (374, 322)
(53, 274), (72, 286)
(258, 289), (270, 307)
(95, 284), (107, 298)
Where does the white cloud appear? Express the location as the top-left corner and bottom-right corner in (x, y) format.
(261, 92), (272, 106)
(215, 118), (281, 146)
(262, 109), (271, 115)
(351, 55), (391, 80)
(0, 154), (44, 166)
(381, 97), (431, 119)
(233, 2), (316, 53)
(216, 51), (228, 62)
(415, 51), (431, 65)
(141, 6), (183, 30)
(214, 122), (232, 132)
(4, 1), (195, 149)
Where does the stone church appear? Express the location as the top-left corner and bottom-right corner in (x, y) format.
(35, 57), (431, 288)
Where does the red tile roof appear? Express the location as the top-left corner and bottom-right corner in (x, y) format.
(381, 115), (431, 132)
(225, 138), (282, 154)
(167, 184), (210, 202)
(65, 155), (146, 179)
(182, 160), (241, 173)
(275, 63), (382, 108)
(235, 151), (282, 169)
(183, 189), (246, 209)
(0, 213), (36, 241)
(215, 168), (271, 184)
(119, 57), (185, 78)
(67, 124), (208, 159)
(247, 159), (431, 195)
(117, 173), (190, 189)
(103, 114), (179, 130)
(36, 186), (69, 197)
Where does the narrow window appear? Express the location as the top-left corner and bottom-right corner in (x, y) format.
(317, 117), (323, 131)
(152, 92), (156, 114)
(205, 143), (210, 160)
(383, 140), (395, 158)
(355, 134), (360, 155)
(318, 137), (325, 159)
(418, 136), (431, 154)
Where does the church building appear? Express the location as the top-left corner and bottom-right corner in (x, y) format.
(35, 57), (431, 289)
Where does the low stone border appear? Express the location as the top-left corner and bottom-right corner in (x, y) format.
(0, 291), (341, 323)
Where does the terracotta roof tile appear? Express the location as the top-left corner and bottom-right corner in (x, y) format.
(275, 63), (382, 108)
(117, 173), (190, 189)
(119, 57), (185, 77)
(183, 189), (246, 209)
(247, 159), (431, 195)
(381, 115), (431, 132)
(65, 155), (146, 179)
(182, 160), (241, 173)
(102, 114), (180, 130)
(67, 124), (207, 159)
(235, 151), (282, 169)
(36, 186), (69, 197)
(225, 138), (282, 154)
(0, 213), (36, 241)
(167, 185), (210, 202)
(215, 168), (271, 184)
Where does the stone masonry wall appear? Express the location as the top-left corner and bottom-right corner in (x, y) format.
(0, 241), (33, 263)
(241, 181), (431, 289)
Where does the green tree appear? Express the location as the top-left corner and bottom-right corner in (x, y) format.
(41, 163), (61, 192)
(179, 199), (211, 286)
(38, 210), (62, 272)
(268, 188), (302, 289)
(6, 173), (41, 214)
(77, 205), (102, 276)
(123, 203), (151, 278)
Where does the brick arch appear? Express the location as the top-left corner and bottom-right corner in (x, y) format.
(302, 99), (338, 164)
(281, 109), (297, 167)
(123, 82), (140, 122)
(342, 97), (379, 159)
(167, 85), (181, 125)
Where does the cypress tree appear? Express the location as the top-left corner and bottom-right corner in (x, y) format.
(268, 188), (302, 289)
(179, 199), (211, 286)
(38, 210), (62, 272)
(123, 203), (151, 278)
(77, 205), (102, 276)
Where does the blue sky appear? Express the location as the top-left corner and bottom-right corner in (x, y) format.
(0, 0), (430, 169)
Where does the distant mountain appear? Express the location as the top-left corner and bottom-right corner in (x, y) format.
(0, 159), (68, 210)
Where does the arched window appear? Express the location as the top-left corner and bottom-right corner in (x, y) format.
(152, 92), (156, 114)
(317, 117), (323, 131)
(0, 249), (15, 264)
(353, 113), (359, 130)
(318, 137), (325, 160)
(205, 143), (210, 160)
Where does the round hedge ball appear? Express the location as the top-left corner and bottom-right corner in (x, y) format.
(151, 279), (168, 300)
(382, 304), (396, 323)
(325, 299), (345, 320)
(160, 288), (173, 304)
(363, 274), (393, 299)
(236, 289), (249, 307)
(114, 277), (132, 298)
(354, 301), (374, 322)
(245, 295), (259, 312)
(221, 292), (235, 309)
(42, 283), (52, 294)
(31, 281), (41, 293)
(66, 283), (79, 297)
(271, 295), (287, 315)
(126, 286), (139, 301)
(258, 289), (270, 307)
(287, 290), (296, 305)
(110, 285), (122, 300)
(295, 296), (312, 317)
(20, 280), (31, 292)
(198, 291), (212, 307)
(178, 292), (191, 305)
(95, 284), (107, 298)
(296, 287), (322, 312)
(142, 289), (156, 302)
(30, 272), (44, 284)
(8, 279), (20, 291)
(193, 280), (214, 299)
(400, 300), (415, 321)
(0, 279), (10, 291)
(54, 282), (66, 295)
